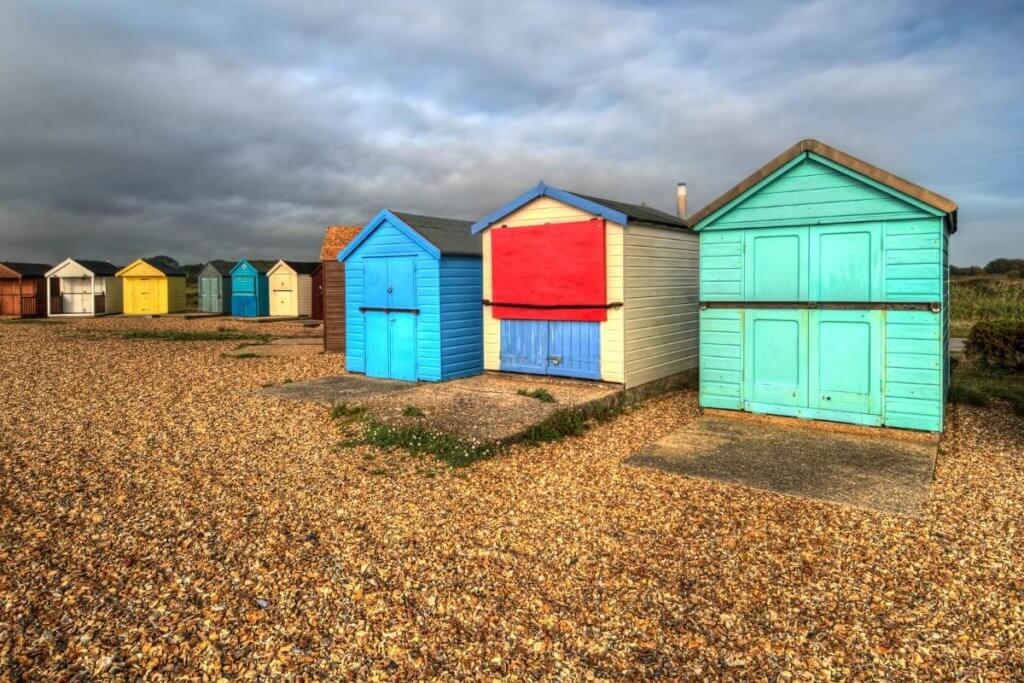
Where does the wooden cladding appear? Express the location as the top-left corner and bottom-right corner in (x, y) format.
(322, 260), (345, 353)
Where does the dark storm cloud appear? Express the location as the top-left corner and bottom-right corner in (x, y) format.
(0, 0), (1021, 265)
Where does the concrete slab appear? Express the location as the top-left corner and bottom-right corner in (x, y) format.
(265, 374), (413, 402)
(264, 371), (621, 443)
(627, 413), (938, 516)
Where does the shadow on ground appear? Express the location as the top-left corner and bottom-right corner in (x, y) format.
(627, 414), (938, 516)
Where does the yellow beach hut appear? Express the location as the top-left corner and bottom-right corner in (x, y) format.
(116, 258), (187, 315)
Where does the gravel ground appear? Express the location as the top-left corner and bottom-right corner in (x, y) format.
(1, 318), (1022, 680)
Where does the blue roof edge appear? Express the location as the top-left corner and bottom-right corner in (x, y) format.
(337, 209), (442, 261)
(470, 181), (630, 234)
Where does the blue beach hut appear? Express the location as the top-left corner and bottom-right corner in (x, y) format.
(690, 139), (957, 432)
(229, 259), (274, 317)
(338, 210), (483, 382)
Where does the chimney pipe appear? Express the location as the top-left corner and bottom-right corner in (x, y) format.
(676, 182), (688, 219)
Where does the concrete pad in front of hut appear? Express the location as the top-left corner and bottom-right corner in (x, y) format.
(627, 413), (938, 516)
(266, 374), (411, 401)
(265, 371), (621, 443)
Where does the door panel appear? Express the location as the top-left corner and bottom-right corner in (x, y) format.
(500, 319), (601, 380)
(548, 321), (601, 379)
(389, 313), (417, 381)
(809, 224), (881, 301)
(809, 310), (881, 414)
(364, 259), (388, 308)
(744, 228), (808, 301)
(364, 312), (390, 378)
(500, 320), (549, 374)
(362, 257), (418, 380)
(744, 309), (808, 408)
(387, 257), (416, 309)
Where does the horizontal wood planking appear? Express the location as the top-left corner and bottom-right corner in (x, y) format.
(883, 310), (943, 431)
(323, 261), (345, 352)
(699, 308), (743, 409)
(624, 224), (698, 387)
(439, 256), (484, 380)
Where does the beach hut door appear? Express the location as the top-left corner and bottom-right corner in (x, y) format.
(501, 320), (600, 380)
(363, 257), (417, 381)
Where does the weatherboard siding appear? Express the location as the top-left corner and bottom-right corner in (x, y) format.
(884, 310), (944, 431)
(702, 157), (933, 230)
(439, 256), (484, 380)
(343, 220), (442, 381)
(699, 309), (743, 409)
(883, 218), (945, 302)
(623, 224), (699, 387)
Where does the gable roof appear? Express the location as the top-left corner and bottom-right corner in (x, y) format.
(45, 259), (120, 278)
(201, 259), (237, 276)
(688, 139), (959, 232)
(392, 212), (479, 256)
(284, 261), (320, 275)
(470, 181), (688, 234)
(230, 259), (276, 275)
(137, 257), (186, 276)
(0, 262), (51, 277)
(320, 225), (362, 261)
(338, 209), (479, 261)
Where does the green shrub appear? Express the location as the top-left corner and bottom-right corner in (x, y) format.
(964, 320), (1024, 371)
(516, 387), (556, 403)
(331, 402), (367, 420)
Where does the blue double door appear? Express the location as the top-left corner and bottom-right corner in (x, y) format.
(500, 319), (600, 380)
(364, 257), (418, 381)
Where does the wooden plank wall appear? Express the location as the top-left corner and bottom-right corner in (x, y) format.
(322, 261), (345, 352)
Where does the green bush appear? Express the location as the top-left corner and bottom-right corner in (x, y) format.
(964, 320), (1024, 371)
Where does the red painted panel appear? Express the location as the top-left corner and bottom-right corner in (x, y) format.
(491, 219), (606, 321)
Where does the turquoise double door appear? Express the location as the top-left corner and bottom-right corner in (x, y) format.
(745, 308), (883, 423)
(363, 257), (418, 382)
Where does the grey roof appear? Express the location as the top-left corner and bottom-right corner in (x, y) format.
(240, 259), (276, 274)
(1, 262), (51, 277)
(567, 190), (688, 229)
(72, 260), (120, 276)
(142, 257), (186, 276)
(393, 211), (480, 256)
(201, 259), (237, 276)
(281, 261), (321, 275)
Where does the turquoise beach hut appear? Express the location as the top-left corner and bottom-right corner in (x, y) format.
(230, 259), (274, 317)
(339, 210), (483, 382)
(690, 139), (957, 432)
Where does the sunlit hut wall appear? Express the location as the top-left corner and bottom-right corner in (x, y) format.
(691, 139), (957, 432)
(338, 210), (483, 382)
(267, 260), (320, 318)
(0, 262), (50, 318)
(470, 182), (699, 388)
(116, 258), (186, 315)
(320, 225), (362, 351)
(45, 259), (122, 317)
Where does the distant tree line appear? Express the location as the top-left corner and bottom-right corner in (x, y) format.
(951, 258), (1024, 278)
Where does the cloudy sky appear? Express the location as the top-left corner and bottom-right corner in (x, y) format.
(1, 1), (1021, 266)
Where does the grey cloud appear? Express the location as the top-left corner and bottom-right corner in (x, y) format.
(0, 0), (1021, 266)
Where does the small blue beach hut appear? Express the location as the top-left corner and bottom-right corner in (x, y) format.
(229, 259), (274, 317)
(338, 210), (483, 382)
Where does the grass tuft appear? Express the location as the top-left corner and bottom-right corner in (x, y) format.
(950, 363), (1024, 415)
(224, 352), (260, 359)
(331, 402), (367, 421)
(122, 329), (270, 343)
(364, 420), (496, 468)
(402, 404), (425, 417)
(516, 387), (557, 403)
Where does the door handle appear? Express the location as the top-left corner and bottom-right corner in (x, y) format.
(387, 287), (393, 294)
